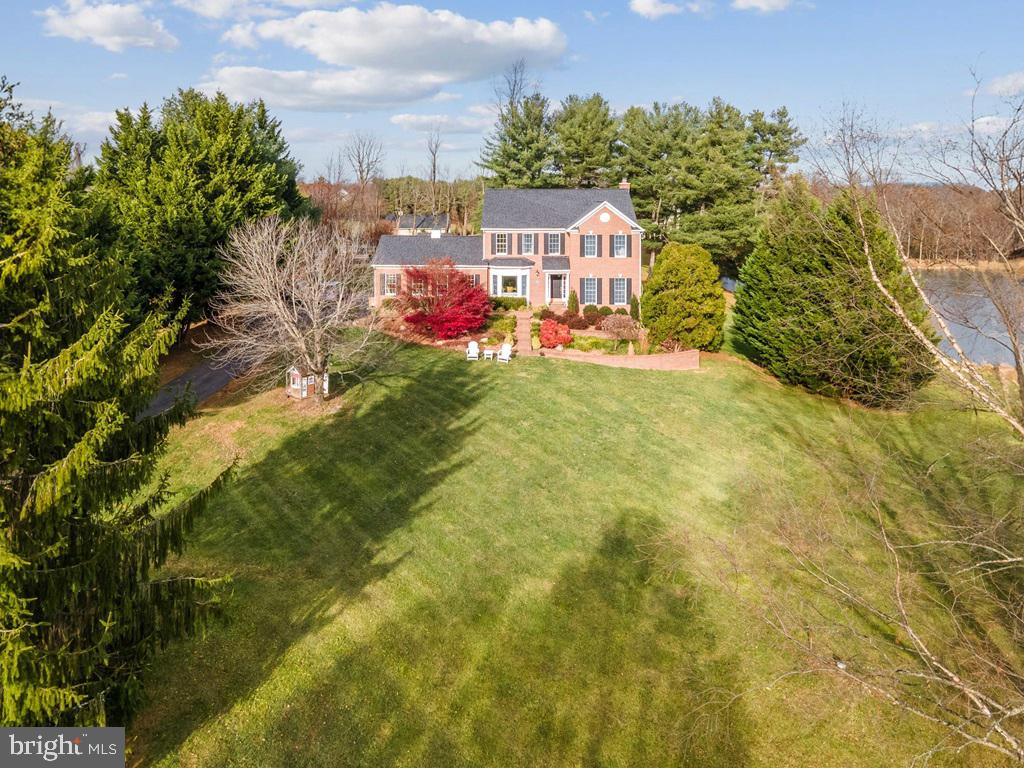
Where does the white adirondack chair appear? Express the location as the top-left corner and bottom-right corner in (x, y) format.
(497, 342), (513, 364)
(466, 341), (480, 361)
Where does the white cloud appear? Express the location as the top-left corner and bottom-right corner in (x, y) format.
(108, 71), (127, 79)
(210, 5), (565, 112)
(198, 66), (450, 111)
(222, 21), (258, 48)
(238, 5), (566, 78)
(583, 9), (609, 23)
(389, 112), (492, 133)
(430, 91), (462, 103)
(987, 71), (1024, 98)
(71, 110), (117, 135)
(973, 115), (1011, 135)
(731, 0), (791, 10)
(629, 0), (684, 19)
(173, 0), (354, 20)
(39, 0), (178, 52)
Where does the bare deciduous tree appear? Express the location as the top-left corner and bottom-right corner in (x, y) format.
(344, 132), (384, 221)
(200, 217), (389, 399)
(766, 95), (1024, 763)
(426, 128), (441, 214)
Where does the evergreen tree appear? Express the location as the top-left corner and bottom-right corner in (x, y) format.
(479, 92), (555, 188)
(640, 243), (725, 351)
(552, 93), (617, 187)
(0, 79), (228, 726)
(670, 99), (763, 274)
(748, 106), (805, 186)
(733, 178), (934, 407)
(96, 89), (309, 322)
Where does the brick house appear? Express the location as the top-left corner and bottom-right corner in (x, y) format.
(370, 183), (643, 309)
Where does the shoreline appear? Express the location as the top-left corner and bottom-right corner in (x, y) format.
(909, 258), (1024, 274)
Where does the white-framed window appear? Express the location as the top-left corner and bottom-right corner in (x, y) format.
(470, 274), (481, 288)
(613, 234), (627, 258)
(522, 233), (534, 255)
(611, 277), (627, 305)
(582, 277), (598, 305)
(495, 232), (508, 255)
(546, 232), (561, 255)
(384, 273), (399, 296)
(583, 234), (597, 257)
(500, 275), (521, 295)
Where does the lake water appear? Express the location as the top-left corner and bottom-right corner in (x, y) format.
(919, 270), (1021, 366)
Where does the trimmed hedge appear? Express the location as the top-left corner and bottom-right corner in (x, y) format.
(491, 296), (527, 311)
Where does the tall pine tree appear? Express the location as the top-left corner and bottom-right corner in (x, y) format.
(478, 63), (555, 189)
(552, 93), (617, 187)
(0, 78), (229, 726)
(96, 89), (309, 322)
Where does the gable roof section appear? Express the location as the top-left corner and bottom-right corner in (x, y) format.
(481, 188), (639, 230)
(371, 235), (483, 267)
(384, 213), (449, 230)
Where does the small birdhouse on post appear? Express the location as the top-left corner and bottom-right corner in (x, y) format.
(285, 366), (329, 400)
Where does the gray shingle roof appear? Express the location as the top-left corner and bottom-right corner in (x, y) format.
(541, 256), (570, 271)
(488, 257), (534, 268)
(371, 235), (483, 267)
(481, 188), (638, 230)
(384, 213), (449, 230)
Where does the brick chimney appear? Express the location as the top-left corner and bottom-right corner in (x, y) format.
(618, 178), (630, 190)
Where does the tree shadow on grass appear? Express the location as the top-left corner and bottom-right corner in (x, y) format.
(214, 513), (752, 767)
(129, 349), (487, 765)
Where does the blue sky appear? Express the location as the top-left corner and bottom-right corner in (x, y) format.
(4, 0), (1023, 179)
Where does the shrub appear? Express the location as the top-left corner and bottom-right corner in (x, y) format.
(640, 242), (725, 351)
(733, 180), (934, 407)
(491, 296), (527, 311)
(583, 304), (599, 315)
(539, 319), (572, 348)
(614, 307), (628, 315)
(538, 308), (557, 320)
(600, 314), (639, 341)
(598, 306), (614, 316)
(567, 289), (579, 315)
(398, 259), (490, 339)
(629, 294), (640, 321)
(563, 313), (590, 330)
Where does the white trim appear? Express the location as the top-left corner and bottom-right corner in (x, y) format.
(495, 232), (508, 255)
(611, 276), (628, 305)
(545, 271), (569, 303)
(373, 263), (483, 270)
(521, 232), (535, 255)
(582, 233), (597, 258)
(565, 201), (643, 232)
(581, 276), (598, 305)
(383, 273), (399, 296)
(489, 266), (531, 303)
(545, 232), (562, 255)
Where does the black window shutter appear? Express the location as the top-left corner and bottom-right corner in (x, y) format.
(559, 233), (565, 255)
(507, 233), (512, 254)
(541, 233), (547, 255)
(596, 235), (602, 258)
(490, 233), (496, 254)
(379, 273), (385, 294)
(626, 235), (633, 258)
(579, 277), (584, 301)
(517, 234), (522, 254)
(626, 277), (633, 301)
(596, 278), (603, 305)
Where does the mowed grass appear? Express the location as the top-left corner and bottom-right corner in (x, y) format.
(131, 344), (1016, 767)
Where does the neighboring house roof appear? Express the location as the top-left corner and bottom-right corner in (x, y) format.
(384, 213), (450, 230)
(371, 235), (483, 267)
(481, 188), (638, 230)
(541, 256), (570, 271)
(488, 257), (534, 268)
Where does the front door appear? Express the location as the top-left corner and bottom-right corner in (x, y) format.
(550, 274), (565, 302)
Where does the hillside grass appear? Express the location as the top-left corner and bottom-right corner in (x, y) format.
(130, 343), (1016, 767)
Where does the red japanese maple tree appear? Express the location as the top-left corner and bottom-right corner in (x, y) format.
(398, 258), (490, 339)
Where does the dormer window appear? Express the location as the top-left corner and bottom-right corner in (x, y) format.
(546, 233), (561, 255)
(495, 232), (508, 255)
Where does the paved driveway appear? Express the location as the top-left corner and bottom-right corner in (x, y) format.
(141, 359), (234, 418)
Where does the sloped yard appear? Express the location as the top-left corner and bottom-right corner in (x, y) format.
(131, 345), (1013, 767)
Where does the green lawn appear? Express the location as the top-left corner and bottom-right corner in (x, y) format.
(131, 344), (1014, 767)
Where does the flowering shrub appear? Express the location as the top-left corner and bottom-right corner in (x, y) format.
(600, 313), (639, 340)
(539, 318), (572, 348)
(398, 259), (490, 339)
